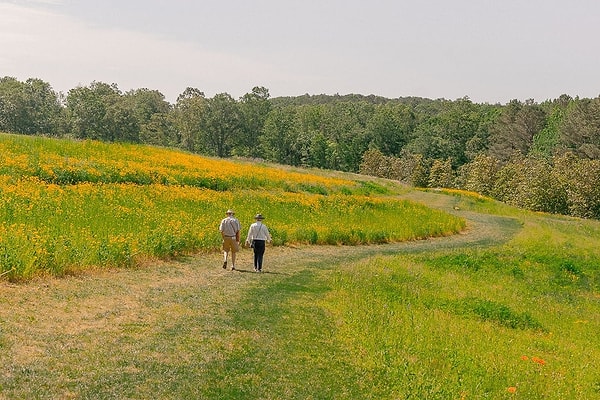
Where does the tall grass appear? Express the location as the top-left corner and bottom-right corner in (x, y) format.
(1, 155), (599, 398)
(319, 200), (600, 398)
(0, 133), (464, 280)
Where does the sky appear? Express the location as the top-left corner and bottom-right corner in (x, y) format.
(1, 0), (600, 104)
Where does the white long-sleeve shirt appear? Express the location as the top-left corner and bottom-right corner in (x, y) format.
(245, 221), (272, 243)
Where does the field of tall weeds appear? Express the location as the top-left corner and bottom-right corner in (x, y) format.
(0, 133), (465, 280)
(1, 132), (599, 399)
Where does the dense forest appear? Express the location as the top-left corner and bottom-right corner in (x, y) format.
(1, 76), (599, 219)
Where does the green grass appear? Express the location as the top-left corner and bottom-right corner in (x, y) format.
(0, 133), (464, 280)
(2, 192), (599, 398)
(319, 211), (600, 398)
(1, 134), (599, 398)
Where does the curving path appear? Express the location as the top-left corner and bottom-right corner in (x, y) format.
(396, 190), (522, 251)
(264, 189), (522, 268)
(0, 189), (524, 398)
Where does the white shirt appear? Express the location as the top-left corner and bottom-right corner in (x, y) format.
(246, 221), (272, 242)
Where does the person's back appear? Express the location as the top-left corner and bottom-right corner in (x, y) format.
(219, 209), (241, 270)
(245, 214), (271, 272)
(220, 215), (240, 237)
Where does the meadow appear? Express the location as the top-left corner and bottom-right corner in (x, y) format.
(0, 133), (464, 280)
(1, 133), (599, 399)
(320, 195), (600, 399)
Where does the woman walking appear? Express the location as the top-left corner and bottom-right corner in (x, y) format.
(245, 214), (272, 272)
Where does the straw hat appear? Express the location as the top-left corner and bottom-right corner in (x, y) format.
(226, 209), (235, 215)
(254, 213), (264, 220)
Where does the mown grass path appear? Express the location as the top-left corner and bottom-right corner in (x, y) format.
(0, 191), (522, 399)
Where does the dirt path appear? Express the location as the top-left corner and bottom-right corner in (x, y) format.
(0, 190), (522, 319)
(0, 190), (522, 387)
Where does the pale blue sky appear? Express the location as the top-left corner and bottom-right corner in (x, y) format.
(1, 0), (599, 104)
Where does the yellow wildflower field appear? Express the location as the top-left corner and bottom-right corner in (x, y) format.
(0, 133), (465, 280)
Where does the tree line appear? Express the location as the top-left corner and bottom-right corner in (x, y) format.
(1, 76), (599, 219)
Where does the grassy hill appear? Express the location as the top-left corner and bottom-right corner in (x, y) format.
(1, 133), (599, 398)
(0, 132), (463, 280)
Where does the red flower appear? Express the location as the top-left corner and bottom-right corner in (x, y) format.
(532, 357), (546, 365)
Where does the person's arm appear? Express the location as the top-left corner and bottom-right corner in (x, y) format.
(245, 225), (254, 246)
(219, 220), (225, 239)
(265, 226), (272, 243)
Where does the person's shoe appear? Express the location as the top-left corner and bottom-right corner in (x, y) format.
(231, 266), (236, 271)
(222, 262), (227, 269)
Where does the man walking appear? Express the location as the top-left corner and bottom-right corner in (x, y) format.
(219, 209), (241, 270)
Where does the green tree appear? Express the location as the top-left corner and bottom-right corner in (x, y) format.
(66, 81), (122, 141)
(0, 77), (63, 135)
(491, 153), (525, 204)
(237, 86), (271, 158)
(531, 94), (572, 158)
(428, 159), (454, 188)
(489, 154), (568, 214)
(516, 157), (568, 214)
(407, 98), (496, 168)
(555, 153), (600, 218)
(123, 88), (172, 145)
(559, 96), (600, 159)
(107, 100), (140, 142)
(293, 101), (371, 172)
(140, 113), (179, 147)
(293, 104), (329, 168)
(366, 102), (414, 156)
(488, 99), (546, 161)
(305, 131), (330, 168)
(406, 123), (450, 161)
(359, 149), (388, 177)
(261, 107), (302, 165)
(173, 88), (206, 152)
(330, 102), (372, 172)
(410, 153), (430, 187)
(201, 93), (241, 157)
(458, 154), (500, 196)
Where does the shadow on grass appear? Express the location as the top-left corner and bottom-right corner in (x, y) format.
(232, 268), (288, 275)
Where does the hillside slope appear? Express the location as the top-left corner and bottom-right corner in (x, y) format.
(0, 190), (517, 372)
(1, 183), (599, 399)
